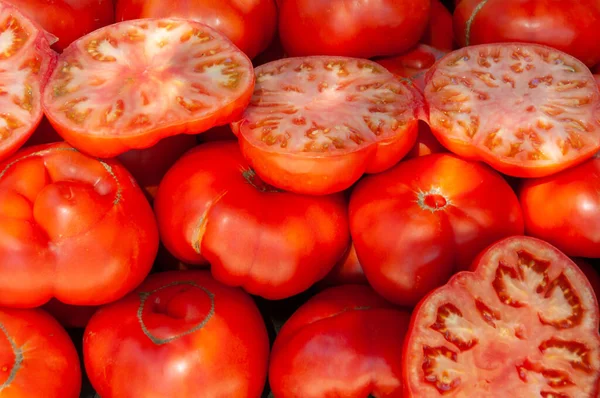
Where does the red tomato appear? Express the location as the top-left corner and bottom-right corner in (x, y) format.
(454, 0), (600, 67)
(320, 243), (368, 287)
(269, 284), (411, 397)
(406, 121), (446, 159)
(0, 142), (158, 308)
(278, 0), (430, 58)
(349, 153), (524, 307)
(84, 270), (269, 398)
(115, 0), (277, 59)
(6, 0), (114, 52)
(42, 299), (98, 329)
(421, 0), (453, 52)
(42, 18), (255, 158)
(117, 134), (197, 199)
(154, 141), (350, 299)
(425, 43), (600, 178)
(0, 308), (81, 397)
(231, 57), (422, 195)
(573, 259), (600, 304)
(403, 236), (600, 397)
(519, 156), (600, 258)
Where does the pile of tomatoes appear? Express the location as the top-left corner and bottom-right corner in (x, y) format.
(0, 0), (599, 397)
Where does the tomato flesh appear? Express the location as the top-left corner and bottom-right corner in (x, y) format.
(43, 18), (254, 158)
(403, 236), (600, 397)
(232, 56), (421, 195)
(425, 43), (600, 178)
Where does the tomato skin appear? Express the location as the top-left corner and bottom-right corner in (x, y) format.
(0, 308), (81, 397)
(454, 0), (600, 67)
(269, 285), (411, 398)
(421, 0), (453, 52)
(519, 157), (600, 258)
(42, 299), (98, 329)
(154, 141), (350, 299)
(278, 0), (430, 58)
(84, 271), (269, 398)
(115, 0), (277, 59)
(349, 153), (524, 307)
(0, 142), (158, 307)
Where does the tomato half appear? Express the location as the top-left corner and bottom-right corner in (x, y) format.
(403, 236), (600, 397)
(0, 142), (158, 308)
(349, 153), (524, 307)
(519, 156), (600, 258)
(154, 141), (350, 299)
(231, 56), (422, 195)
(425, 43), (600, 178)
(269, 285), (411, 398)
(421, 0), (454, 52)
(84, 270), (269, 398)
(454, 0), (600, 67)
(0, 2), (56, 163)
(42, 18), (255, 158)
(0, 308), (81, 397)
(115, 0), (277, 60)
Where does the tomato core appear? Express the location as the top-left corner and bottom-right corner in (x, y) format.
(417, 189), (449, 211)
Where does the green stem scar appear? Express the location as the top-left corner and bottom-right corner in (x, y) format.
(0, 322), (23, 392)
(137, 281), (215, 345)
(465, 0), (490, 47)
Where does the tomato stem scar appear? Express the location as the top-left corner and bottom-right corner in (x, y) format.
(0, 322), (23, 392)
(464, 0), (490, 46)
(416, 187), (451, 212)
(241, 168), (280, 193)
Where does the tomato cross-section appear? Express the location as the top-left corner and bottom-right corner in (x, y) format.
(232, 56), (422, 195)
(42, 18), (254, 158)
(425, 43), (600, 178)
(403, 236), (600, 397)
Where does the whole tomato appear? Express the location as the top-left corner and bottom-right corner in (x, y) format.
(84, 271), (270, 398)
(454, 0), (600, 67)
(0, 142), (158, 308)
(349, 153), (524, 307)
(115, 0), (277, 59)
(0, 308), (81, 397)
(278, 0), (430, 58)
(269, 285), (411, 397)
(6, 0), (114, 52)
(421, 0), (453, 52)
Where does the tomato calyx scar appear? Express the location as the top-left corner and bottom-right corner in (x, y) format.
(416, 187), (450, 212)
(0, 322), (23, 392)
(241, 168), (280, 193)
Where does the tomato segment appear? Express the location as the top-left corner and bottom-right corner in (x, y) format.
(425, 43), (600, 178)
(43, 18), (254, 158)
(232, 56), (421, 195)
(403, 236), (600, 397)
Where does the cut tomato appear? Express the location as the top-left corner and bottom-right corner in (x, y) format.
(0, 1), (56, 162)
(42, 18), (254, 158)
(231, 56), (422, 195)
(425, 43), (600, 178)
(403, 236), (600, 397)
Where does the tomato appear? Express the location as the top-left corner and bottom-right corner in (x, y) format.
(519, 156), (600, 258)
(573, 259), (600, 304)
(0, 308), (81, 397)
(117, 134), (197, 199)
(421, 0), (453, 52)
(269, 284), (411, 397)
(454, 0), (600, 67)
(406, 121), (446, 159)
(0, 142), (158, 308)
(349, 153), (524, 307)
(42, 299), (98, 329)
(115, 0), (277, 60)
(231, 57), (422, 195)
(154, 141), (350, 299)
(403, 236), (600, 397)
(6, 0), (114, 52)
(320, 243), (368, 287)
(84, 270), (269, 398)
(278, 0), (430, 59)
(425, 43), (600, 178)
(42, 18), (255, 158)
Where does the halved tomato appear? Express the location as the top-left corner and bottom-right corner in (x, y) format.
(0, 1), (56, 163)
(42, 18), (254, 158)
(425, 43), (600, 178)
(403, 236), (600, 397)
(231, 56), (422, 195)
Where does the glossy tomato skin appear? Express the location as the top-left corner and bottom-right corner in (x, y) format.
(519, 157), (600, 258)
(349, 154), (524, 307)
(0, 308), (81, 397)
(278, 0), (430, 58)
(115, 0), (277, 59)
(7, 0), (114, 52)
(454, 0), (600, 67)
(269, 285), (411, 398)
(421, 0), (453, 52)
(0, 142), (158, 308)
(84, 271), (269, 398)
(154, 141), (350, 299)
